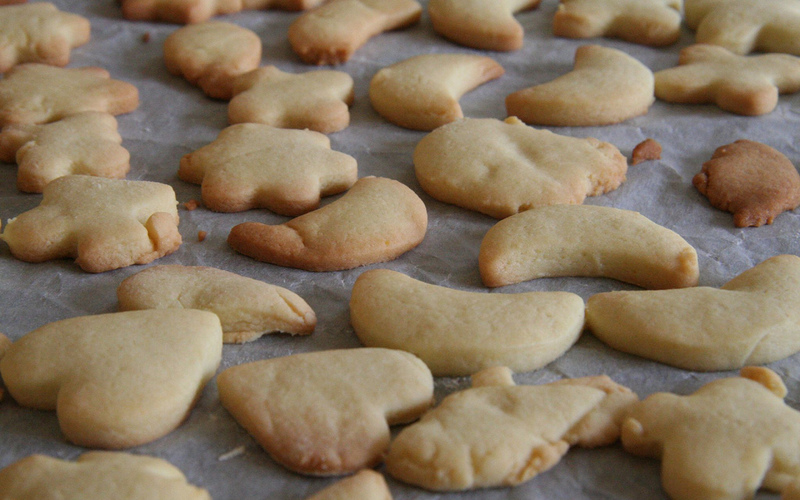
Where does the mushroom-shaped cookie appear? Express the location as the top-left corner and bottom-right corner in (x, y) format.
(217, 348), (433, 475)
(427, 0), (542, 51)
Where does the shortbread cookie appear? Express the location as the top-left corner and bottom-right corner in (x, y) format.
(163, 21), (261, 100)
(0, 3), (90, 73)
(288, 0), (422, 65)
(229, 66), (353, 134)
(0, 452), (210, 499)
(654, 44), (800, 116)
(179, 124), (357, 215)
(553, 0), (682, 47)
(622, 367), (800, 500)
(121, 0), (326, 24)
(0, 333), (9, 402)
(631, 137), (662, 165)
(414, 117), (627, 219)
(479, 205), (699, 289)
(386, 369), (637, 491)
(506, 45), (654, 126)
(350, 269), (585, 376)
(0, 112), (130, 193)
(0, 175), (181, 273)
(228, 176), (427, 271)
(307, 470), (392, 500)
(217, 348), (433, 475)
(0, 64), (139, 126)
(586, 254), (800, 371)
(0, 310), (222, 448)
(684, 0), (800, 56)
(118, 264), (316, 344)
(369, 54), (505, 131)
(427, 0), (542, 51)
(693, 139), (800, 227)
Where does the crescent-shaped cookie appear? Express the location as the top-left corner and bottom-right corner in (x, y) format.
(479, 205), (699, 289)
(350, 269), (585, 376)
(586, 254), (800, 371)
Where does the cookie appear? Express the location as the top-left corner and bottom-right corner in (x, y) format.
(386, 368), (637, 491)
(413, 117), (627, 219)
(368, 53), (504, 131)
(307, 470), (392, 500)
(0, 112), (130, 193)
(288, 0), (422, 65)
(0, 452), (210, 499)
(427, 0), (542, 51)
(654, 44), (800, 116)
(228, 66), (354, 134)
(163, 21), (261, 100)
(0, 333), (9, 402)
(0, 0), (27, 4)
(586, 254), (800, 371)
(117, 264), (316, 344)
(630, 137), (662, 165)
(0, 64), (139, 126)
(216, 348), (433, 475)
(553, 0), (682, 47)
(684, 0), (800, 56)
(0, 3), (90, 73)
(506, 45), (654, 126)
(228, 176), (427, 271)
(350, 269), (585, 376)
(178, 123), (358, 215)
(693, 139), (800, 227)
(0, 310), (222, 449)
(622, 367), (800, 500)
(0, 175), (181, 273)
(478, 205), (699, 289)
(121, 0), (326, 24)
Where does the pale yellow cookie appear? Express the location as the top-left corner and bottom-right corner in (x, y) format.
(163, 21), (261, 100)
(288, 0), (422, 65)
(0, 310), (222, 449)
(350, 269), (585, 376)
(0, 112), (130, 193)
(427, 0), (542, 51)
(122, 0), (326, 24)
(413, 117), (627, 219)
(118, 264), (316, 344)
(479, 205), (699, 289)
(0, 175), (181, 273)
(369, 54), (504, 131)
(586, 254), (800, 371)
(622, 367), (800, 500)
(228, 66), (354, 134)
(553, 0), (683, 47)
(228, 176), (427, 271)
(0, 3), (90, 73)
(386, 370), (637, 491)
(506, 45), (654, 126)
(307, 470), (392, 500)
(0, 452), (210, 499)
(217, 348), (433, 475)
(178, 123), (358, 215)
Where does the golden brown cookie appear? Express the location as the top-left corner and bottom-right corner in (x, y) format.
(427, 0), (542, 51)
(121, 0), (326, 24)
(630, 138), (662, 165)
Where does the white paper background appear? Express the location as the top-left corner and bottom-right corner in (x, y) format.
(1, 1), (799, 498)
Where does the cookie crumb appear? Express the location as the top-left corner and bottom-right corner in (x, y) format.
(218, 446), (246, 461)
(141, 32), (151, 43)
(182, 199), (200, 211)
(631, 138), (662, 165)
(198, 230), (207, 242)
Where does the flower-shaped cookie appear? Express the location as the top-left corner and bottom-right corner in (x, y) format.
(179, 123), (358, 215)
(228, 66), (354, 134)
(427, 0), (542, 51)
(121, 0), (326, 24)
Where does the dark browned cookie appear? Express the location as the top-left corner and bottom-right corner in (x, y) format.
(693, 139), (800, 227)
(631, 138), (662, 165)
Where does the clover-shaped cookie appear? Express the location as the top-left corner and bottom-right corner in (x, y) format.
(0, 64), (139, 126)
(655, 44), (800, 116)
(587, 254), (800, 371)
(118, 264), (317, 343)
(386, 367), (638, 491)
(0, 175), (182, 273)
(685, 0), (800, 56)
(179, 124), (358, 215)
(0, 3), (90, 73)
(0, 310), (222, 449)
(306, 470), (392, 500)
(121, 0), (325, 24)
(413, 117), (627, 219)
(0, 452), (210, 499)
(228, 66), (353, 134)
(0, 112), (130, 193)
(622, 366), (800, 500)
(217, 348), (433, 475)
